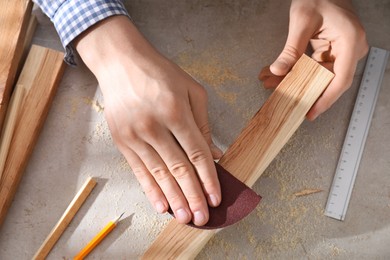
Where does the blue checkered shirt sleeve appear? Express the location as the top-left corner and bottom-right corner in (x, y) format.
(33, 0), (130, 65)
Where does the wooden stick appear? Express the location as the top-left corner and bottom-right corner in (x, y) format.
(0, 86), (26, 182)
(0, 14), (37, 181)
(0, 0), (33, 130)
(16, 14), (38, 78)
(0, 45), (65, 226)
(33, 177), (97, 260)
(142, 54), (334, 259)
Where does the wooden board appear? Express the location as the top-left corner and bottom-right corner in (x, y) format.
(33, 177), (97, 260)
(143, 54), (334, 259)
(0, 45), (65, 226)
(0, 86), (26, 180)
(0, 0), (33, 130)
(0, 14), (37, 181)
(16, 14), (38, 78)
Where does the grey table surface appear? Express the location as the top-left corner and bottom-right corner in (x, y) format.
(0, 1), (389, 259)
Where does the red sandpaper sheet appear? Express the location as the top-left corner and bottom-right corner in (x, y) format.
(170, 163), (262, 229)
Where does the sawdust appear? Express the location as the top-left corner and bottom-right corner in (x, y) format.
(68, 97), (81, 118)
(67, 96), (104, 119)
(176, 49), (248, 106)
(118, 156), (132, 172)
(83, 97), (104, 113)
(131, 202), (171, 249)
(83, 120), (112, 145)
(329, 243), (345, 256)
(250, 130), (329, 255)
(204, 232), (247, 259)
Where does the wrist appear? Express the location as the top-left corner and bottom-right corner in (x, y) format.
(74, 16), (161, 80)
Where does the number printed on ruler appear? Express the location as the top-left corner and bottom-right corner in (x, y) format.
(324, 47), (389, 221)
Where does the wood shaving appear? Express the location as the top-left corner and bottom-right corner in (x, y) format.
(294, 189), (323, 197)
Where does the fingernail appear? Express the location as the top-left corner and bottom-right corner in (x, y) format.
(307, 112), (319, 121)
(208, 194), (219, 207)
(275, 59), (289, 70)
(271, 59), (289, 75)
(210, 143), (223, 158)
(194, 211), (206, 226)
(155, 201), (166, 214)
(175, 208), (189, 223)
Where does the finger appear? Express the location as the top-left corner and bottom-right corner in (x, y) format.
(258, 65), (271, 81)
(307, 43), (358, 120)
(128, 138), (195, 224)
(209, 143), (223, 160)
(119, 146), (169, 214)
(105, 113), (170, 214)
(262, 75), (284, 89)
(168, 111), (222, 210)
(270, 9), (320, 76)
(258, 66), (287, 89)
(146, 129), (212, 226)
(189, 85), (223, 159)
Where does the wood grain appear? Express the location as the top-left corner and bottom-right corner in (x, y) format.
(0, 86), (26, 181)
(33, 177), (97, 260)
(0, 14), (37, 181)
(142, 54), (334, 259)
(0, 45), (65, 226)
(16, 14), (38, 78)
(0, 0), (33, 130)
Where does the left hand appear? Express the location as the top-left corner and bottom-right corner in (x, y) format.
(259, 0), (369, 120)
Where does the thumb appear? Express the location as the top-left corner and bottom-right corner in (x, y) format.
(270, 10), (319, 76)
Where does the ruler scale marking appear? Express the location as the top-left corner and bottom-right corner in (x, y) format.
(325, 47), (389, 221)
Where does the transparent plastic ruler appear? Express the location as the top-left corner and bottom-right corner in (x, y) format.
(324, 47), (389, 221)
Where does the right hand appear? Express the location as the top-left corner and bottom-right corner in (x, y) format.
(75, 16), (222, 226)
(259, 0), (368, 120)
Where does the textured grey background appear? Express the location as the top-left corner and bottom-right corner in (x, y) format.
(0, 0), (389, 259)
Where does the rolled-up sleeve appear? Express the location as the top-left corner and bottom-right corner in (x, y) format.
(33, 0), (130, 65)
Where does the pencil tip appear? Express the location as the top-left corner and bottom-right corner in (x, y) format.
(114, 212), (125, 224)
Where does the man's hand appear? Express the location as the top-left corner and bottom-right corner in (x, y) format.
(259, 0), (369, 120)
(75, 16), (222, 226)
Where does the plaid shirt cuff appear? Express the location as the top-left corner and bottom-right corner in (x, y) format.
(34, 0), (130, 66)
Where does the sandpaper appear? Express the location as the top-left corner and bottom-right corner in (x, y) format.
(169, 163), (261, 229)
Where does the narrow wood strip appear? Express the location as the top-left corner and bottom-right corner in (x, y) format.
(142, 55), (334, 259)
(33, 177), (97, 260)
(294, 189), (323, 197)
(16, 14), (38, 78)
(0, 15), (37, 177)
(0, 86), (26, 181)
(0, 45), (65, 226)
(0, 0), (33, 130)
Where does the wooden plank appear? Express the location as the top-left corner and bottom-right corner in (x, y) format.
(0, 14), (36, 181)
(142, 54), (334, 259)
(16, 14), (38, 78)
(0, 45), (65, 226)
(33, 177), (97, 260)
(0, 0), (33, 130)
(0, 86), (26, 180)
